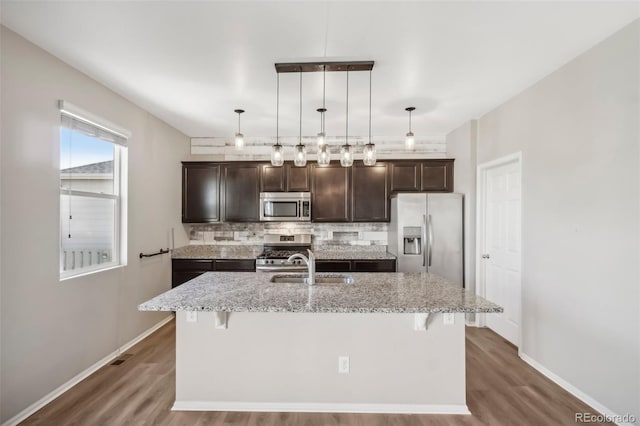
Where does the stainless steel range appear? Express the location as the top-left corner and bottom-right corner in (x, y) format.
(255, 234), (311, 272)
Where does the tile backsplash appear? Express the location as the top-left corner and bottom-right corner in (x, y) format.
(187, 222), (388, 249)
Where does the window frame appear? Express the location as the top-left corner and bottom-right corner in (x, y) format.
(59, 101), (129, 281)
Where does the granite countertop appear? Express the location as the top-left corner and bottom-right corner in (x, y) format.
(139, 272), (502, 314)
(171, 245), (396, 260)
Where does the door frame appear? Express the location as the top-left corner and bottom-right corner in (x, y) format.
(475, 152), (522, 348)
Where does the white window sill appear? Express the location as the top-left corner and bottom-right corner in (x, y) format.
(60, 263), (126, 282)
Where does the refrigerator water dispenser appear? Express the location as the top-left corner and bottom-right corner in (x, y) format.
(403, 227), (422, 255)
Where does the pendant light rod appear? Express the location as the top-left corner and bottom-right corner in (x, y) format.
(368, 70), (372, 143)
(275, 60), (374, 73)
(276, 74), (280, 145)
(234, 109), (244, 132)
(405, 106), (415, 133)
(345, 68), (349, 145)
(299, 71), (302, 144)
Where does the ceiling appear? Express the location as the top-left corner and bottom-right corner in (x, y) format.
(1, 1), (638, 141)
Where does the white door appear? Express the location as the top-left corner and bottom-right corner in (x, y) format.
(478, 156), (521, 346)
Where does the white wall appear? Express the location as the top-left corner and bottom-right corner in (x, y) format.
(0, 26), (191, 422)
(446, 120), (477, 297)
(456, 20), (639, 421)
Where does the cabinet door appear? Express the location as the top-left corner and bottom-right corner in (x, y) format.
(352, 164), (389, 222)
(223, 164), (260, 221)
(421, 160), (454, 192)
(286, 164), (310, 192)
(390, 162), (421, 192)
(260, 164), (286, 192)
(214, 259), (256, 271)
(315, 260), (352, 272)
(172, 259), (214, 288)
(311, 164), (351, 222)
(182, 164), (220, 223)
(352, 260), (396, 272)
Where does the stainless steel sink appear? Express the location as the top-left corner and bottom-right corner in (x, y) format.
(270, 274), (355, 285)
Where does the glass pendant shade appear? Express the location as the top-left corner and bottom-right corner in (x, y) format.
(340, 144), (353, 167)
(234, 132), (244, 150)
(294, 144), (307, 167)
(318, 144), (331, 166)
(405, 131), (415, 150)
(271, 144), (284, 166)
(363, 143), (376, 166)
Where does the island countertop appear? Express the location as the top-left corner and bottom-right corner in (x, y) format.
(139, 272), (502, 314)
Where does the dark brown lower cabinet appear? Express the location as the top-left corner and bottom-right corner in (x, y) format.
(352, 260), (396, 272)
(214, 259), (255, 271)
(315, 260), (352, 272)
(315, 259), (396, 273)
(171, 258), (256, 287)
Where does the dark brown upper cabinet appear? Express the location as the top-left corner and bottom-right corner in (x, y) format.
(222, 164), (260, 222)
(260, 164), (286, 192)
(311, 164), (351, 222)
(182, 163), (220, 223)
(421, 160), (454, 192)
(352, 163), (389, 222)
(260, 163), (310, 192)
(286, 164), (310, 192)
(390, 162), (421, 192)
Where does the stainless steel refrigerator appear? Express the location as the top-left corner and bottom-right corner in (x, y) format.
(389, 193), (464, 287)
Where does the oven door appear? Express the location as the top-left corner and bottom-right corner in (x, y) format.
(260, 200), (300, 221)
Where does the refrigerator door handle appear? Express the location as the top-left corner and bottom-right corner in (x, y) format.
(428, 214), (434, 267)
(422, 214), (427, 267)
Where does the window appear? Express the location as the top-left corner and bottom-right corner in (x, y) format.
(59, 101), (129, 279)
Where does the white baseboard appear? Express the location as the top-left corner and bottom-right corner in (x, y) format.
(1, 315), (174, 426)
(172, 401), (471, 415)
(519, 352), (634, 426)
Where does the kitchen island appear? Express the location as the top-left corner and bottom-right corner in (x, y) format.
(139, 272), (501, 414)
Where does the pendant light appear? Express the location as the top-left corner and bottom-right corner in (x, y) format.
(405, 106), (415, 150)
(340, 69), (353, 167)
(363, 69), (376, 166)
(234, 109), (245, 150)
(318, 144), (331, 166)
(271, 74), (284, 166)
(317, 66), (327, 147)
(294, 71), (307, 167)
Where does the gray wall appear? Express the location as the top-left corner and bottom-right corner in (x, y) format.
(450, 20), (639, 420)
(445, 120), (477, 299)
(0, 27), (191, 422)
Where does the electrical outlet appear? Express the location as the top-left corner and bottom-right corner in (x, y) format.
(186, 311), (198, 322)
(443, 313), (455, 325)
(338, 356), (350, 374)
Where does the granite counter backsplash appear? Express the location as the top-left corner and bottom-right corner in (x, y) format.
(172, 244), (395, 260)
(172, 245), (262, 259)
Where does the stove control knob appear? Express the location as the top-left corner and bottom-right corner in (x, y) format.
(269, 260), (274, 264)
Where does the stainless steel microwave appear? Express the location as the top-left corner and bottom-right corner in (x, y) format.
(259, 192), (311, 222)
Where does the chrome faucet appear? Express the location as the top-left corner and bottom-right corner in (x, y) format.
(287, 249), (315, 285)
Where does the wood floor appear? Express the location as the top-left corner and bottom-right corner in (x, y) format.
(21, 320), (610, 426)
